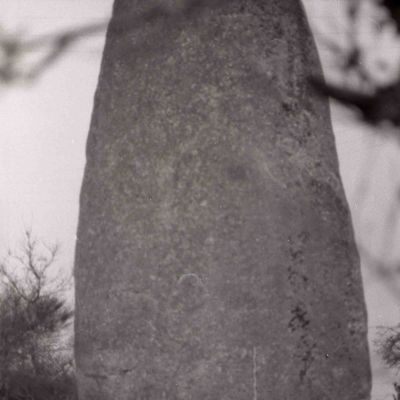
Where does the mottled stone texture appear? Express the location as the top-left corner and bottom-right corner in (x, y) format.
(74, 1), (371, 399)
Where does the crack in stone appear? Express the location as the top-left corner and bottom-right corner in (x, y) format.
(84, 368), (134, 382)
(85, 373), (108, 380)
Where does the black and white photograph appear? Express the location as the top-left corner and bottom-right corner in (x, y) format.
(1, 1), (399, 399)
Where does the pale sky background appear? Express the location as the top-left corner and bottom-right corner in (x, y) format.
(1, 1), (400, 398)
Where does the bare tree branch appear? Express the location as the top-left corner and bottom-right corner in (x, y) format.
(0, 0), (230, 84)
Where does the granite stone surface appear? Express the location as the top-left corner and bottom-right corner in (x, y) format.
(74, 1), (371, 399)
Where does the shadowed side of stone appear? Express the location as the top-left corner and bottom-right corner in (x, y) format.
(74, 1), (371, 399)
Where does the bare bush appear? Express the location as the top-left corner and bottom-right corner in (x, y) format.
(0, 230), (74, 400)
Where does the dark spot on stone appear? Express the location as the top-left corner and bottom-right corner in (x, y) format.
(289, 247), (304, 260)
(289, 304), (310, 332)
(282, 101), (292, 112)
(287, 265), (309, 288)
(226, 165), (248, 181)
(298, 231), (310, 243)
(288, 232), (309, 262)
(294, 179), (302, 187)
(120, 368), (133, 375)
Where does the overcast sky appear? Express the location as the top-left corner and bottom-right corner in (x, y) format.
(2, 1), (400, 398)
(0, 0), (113, 265)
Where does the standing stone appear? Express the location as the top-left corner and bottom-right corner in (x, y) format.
(74, 1), (371, 399)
